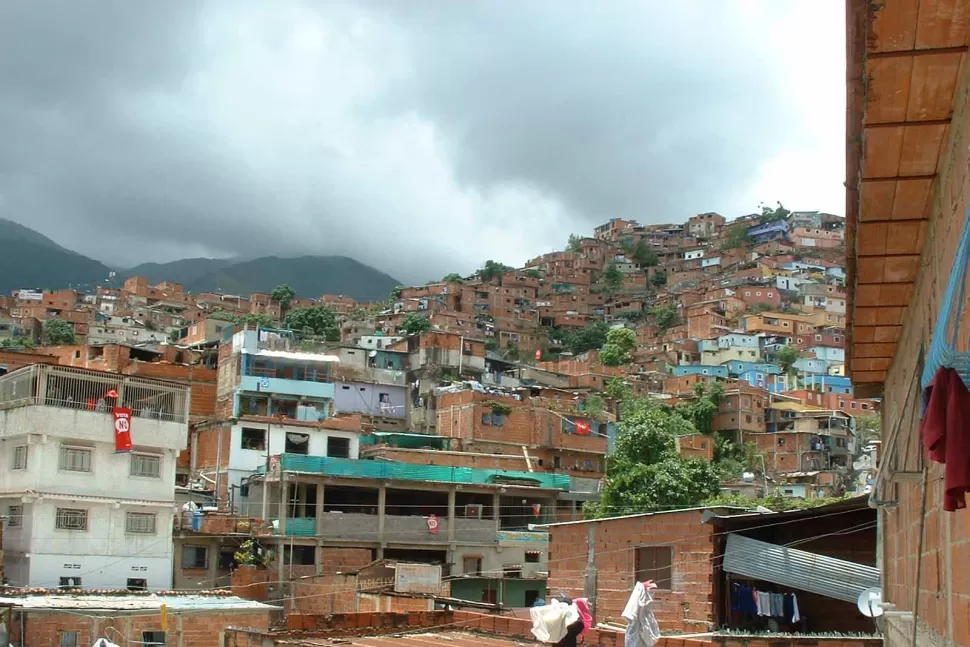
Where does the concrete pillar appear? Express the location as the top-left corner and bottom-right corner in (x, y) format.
(315, 482), (325, 535)
(206, 540), (218, 587)
(378, 485), (387, 547)
(492, 493), (501, 533)
(278, 473), (287, 535)
(447, 488), (456, 542)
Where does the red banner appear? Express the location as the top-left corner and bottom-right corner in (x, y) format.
(575, 420), (591, 436)
(112, 407), (133, 453)
(426, 514), (440, 534)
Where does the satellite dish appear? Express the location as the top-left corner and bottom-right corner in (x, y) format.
(857, 587), (883, 617)
(369, 350), (378, 357)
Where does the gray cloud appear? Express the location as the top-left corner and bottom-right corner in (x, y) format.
(0, 1), (843, 284)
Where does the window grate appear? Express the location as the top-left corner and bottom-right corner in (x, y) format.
(59, 446), (92, 472)
(7, 504), (23, 527)
(130, 454), (161, 478)
(12, 445), (27, 469)
(55, 508), (88, 531)
(126, 512), (157, 534)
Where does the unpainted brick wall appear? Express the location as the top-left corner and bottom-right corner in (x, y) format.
(12, 609), (270, 647)
(548, 510), (715, 633)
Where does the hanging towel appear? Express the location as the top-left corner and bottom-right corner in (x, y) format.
(757, 591), (770, 616)
(783, 594), (794, 623)
(920, 367), (970, 511)
(530, 599), (572, 643)
(770, 593), (784, 617)
(574, 598), (592, 637)
(622, 582), (661, 647)
(791, 593), (800, 623)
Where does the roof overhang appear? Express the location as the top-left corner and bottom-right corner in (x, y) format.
(845, 0), (970, 396)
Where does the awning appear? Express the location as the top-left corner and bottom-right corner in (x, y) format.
(723, 533), (879, 603)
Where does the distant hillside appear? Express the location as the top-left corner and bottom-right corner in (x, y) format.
(125, 257), (240, 285)
(184, 255), (400, 302)
(0, 240), (113, 294)
(0, 218), (75, 253)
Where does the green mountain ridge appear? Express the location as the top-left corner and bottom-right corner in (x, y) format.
(0, 220), (400, 301)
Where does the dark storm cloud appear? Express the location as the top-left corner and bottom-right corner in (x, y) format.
(0, 1), (840, 284)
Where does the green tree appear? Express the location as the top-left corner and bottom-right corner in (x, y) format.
(390, 286), (404, 300)
(284, 306), (340, 341)
(748, 302), (773, 314)
(601, 327), (636, 366)
(400, 312), (431, 335)
(524, 268), (542, 279)
(561, 321), (609, 355)
(239, 313), (277, 328)
(676, 381), (724, 435)
(167, 329), (181, 344)
(722, 224), (753, 250)
(271, 284), (296, 313)
(590, 398), (720, 517)
(776, 345), (801, 375)
(601, 263), (624, 293)
(567, 234), (583, 252)
(651, 304), (680, 331)
(855, 412), (881, 445)
(584, 394), (606, 419)
(0, 336), (35, 349)
(42, 319), (76, 345)
(650, 271), (667, 287)
(630, 240), (660, 267)
(478, 260), (514, 282)
(606, 377), (633, 403)
(759, 201), (791, 224)
(442, 273), (464, 283)
(209, 310), (238, 322)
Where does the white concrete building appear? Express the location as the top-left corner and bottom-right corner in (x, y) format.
(0, 364), (189, 590)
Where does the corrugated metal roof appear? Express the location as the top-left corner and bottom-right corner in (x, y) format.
(0, 594), (278, 612)
(723, 533), (879, 603)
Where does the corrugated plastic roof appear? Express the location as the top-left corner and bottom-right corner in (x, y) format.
(0, 594), (278, 612)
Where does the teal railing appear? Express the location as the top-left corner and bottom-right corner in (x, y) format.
(283, 517), (316, 537)
(277, 454), (570, 490)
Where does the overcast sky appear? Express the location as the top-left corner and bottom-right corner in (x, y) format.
(0, 1), (845, 284)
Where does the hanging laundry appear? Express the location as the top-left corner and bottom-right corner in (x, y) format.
(770, 593), (784, 618)
(621, 582), (661, 647)
(792, 593), (800, 623)
(574, 598), (592, 637)
(530, 598), (579, 644)
(920, 366), (970, 511)
(756, 591), (770, 616)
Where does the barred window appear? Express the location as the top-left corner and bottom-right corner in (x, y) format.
(12, 445), (27, 470)
(7, 505), (23, 527)
(130, 454), (161, 478)
(59, 446), (92, 472)
(126, 512), (157, 534)
(55, 508), (88, 531)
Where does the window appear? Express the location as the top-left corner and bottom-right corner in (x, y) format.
(525, 590), (541, 607)
(839, 401), (846, 408)
(327, 436), (351, 459)
(634, 546), (672, 589)
(59, 446), (92, 472)
(125, 511), (157, 534)
(553, 456), (562, 469)
(127, 578), (148, 591)
(59, 632), (79, 647)
(861, 403), (870, 410)
(283, 545), (316, 565)
(503, 565), (522, 578)
(491, 414), (504, 426)
(745, 415), (753, 423)
(481, 413), (492, 425)
(463, 556), (482, 575)
(55, 508), (88, 531)
(241, 428), (266, 450)
(182, 545), (208, 569)
(525, 551), (542, 563)
(284, 432), (310, 455)
(12, 445), (27, 470)
(778, 438), (786, 446)
(130, 454), (161, 478)
(767, 292), (773, 297)
(142, 632), (166, 647)
(59, 576), (82, 588)
(8, 504), (23, 527)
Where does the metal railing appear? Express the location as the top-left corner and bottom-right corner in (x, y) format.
(0, 364), (190, 423)
(245, 364), (333, 383)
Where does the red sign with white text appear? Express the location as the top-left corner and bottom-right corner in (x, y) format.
(112, 407), (133, 453)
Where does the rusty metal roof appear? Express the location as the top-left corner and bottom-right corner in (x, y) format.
(845, 0), (970, 393)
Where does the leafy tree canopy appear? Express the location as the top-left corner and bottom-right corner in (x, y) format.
(651, 304), (680, 331)
(478, 260), (514, 282)
(600, 327), (636, 366)
(390, 286), (404, 300)
(558, 321), (610, 355)
(601, 263), (624, 292)
(42, 319), (76, 345)
(722, 224), (753, 250)
(775, 345), (800, 375)
(270, 284), (296, 311)
(675, 381), (724, 435)
(442, 273), (464, 283)
(650, 271), (667, 287)
(758, 201), (791, 224)
(567, 234), (583, 252)
(400, 312), (431, 335)
(284, 306), (340, 341)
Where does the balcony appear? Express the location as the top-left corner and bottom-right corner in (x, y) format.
(0, 364), (189, 424)
(281, 512), (500, 543)
(274, 454), (571, 490)
(239, 375), (335, 399)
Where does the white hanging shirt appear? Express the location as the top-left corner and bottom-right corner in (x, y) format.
(530, 599), (579, 643)
(621, 582), (661, 647)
